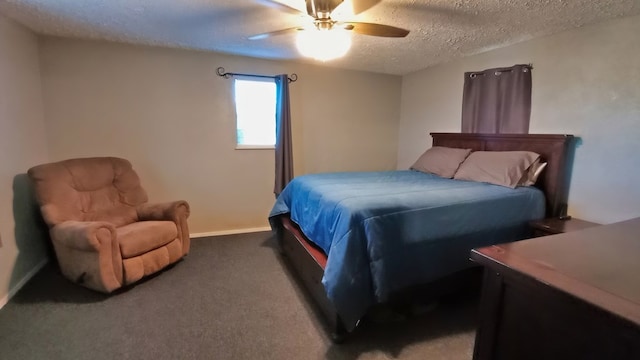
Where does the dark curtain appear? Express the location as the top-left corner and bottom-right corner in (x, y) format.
(274, 74), (293, 196)
(461, 64), (532, 133)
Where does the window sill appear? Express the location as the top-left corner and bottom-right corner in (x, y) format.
(235, 145), (275, 150)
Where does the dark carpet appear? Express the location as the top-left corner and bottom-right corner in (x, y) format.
(0, 232), (478, 359)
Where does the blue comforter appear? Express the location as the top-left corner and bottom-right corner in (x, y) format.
(269, 170), (545, 331)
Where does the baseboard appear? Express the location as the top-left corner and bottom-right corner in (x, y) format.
(0, 258), (48, 310)
(0, 227), (273, 308)
(191, 226), (272, 238)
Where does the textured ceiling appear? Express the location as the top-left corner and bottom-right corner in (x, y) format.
(1, 0), (639, 75)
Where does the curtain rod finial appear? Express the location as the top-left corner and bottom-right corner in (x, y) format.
(216, 67), (231, 78)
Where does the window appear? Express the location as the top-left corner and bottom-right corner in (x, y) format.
(234, 78), (277, 149)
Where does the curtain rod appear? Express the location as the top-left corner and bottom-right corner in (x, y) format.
(468, 63), (533, 78)
(216, 67), (298, 83)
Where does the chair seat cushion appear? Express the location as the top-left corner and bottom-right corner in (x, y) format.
(117, 221), (178, 258)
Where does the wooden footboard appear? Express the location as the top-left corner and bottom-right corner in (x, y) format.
(278, 216), (347, 342)
(276, 214), (481, 341)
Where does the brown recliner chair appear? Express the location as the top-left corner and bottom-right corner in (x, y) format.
(28, 157), (190, 293)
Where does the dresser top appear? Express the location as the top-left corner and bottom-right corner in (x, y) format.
(472, 217), (640, 326)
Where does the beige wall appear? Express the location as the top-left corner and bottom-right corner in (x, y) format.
(398, 15), (640, 224)
(0, 15), (50, 304)
(39, 38), (402, 233)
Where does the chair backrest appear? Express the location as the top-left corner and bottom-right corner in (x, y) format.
(28, 157), (149, 227)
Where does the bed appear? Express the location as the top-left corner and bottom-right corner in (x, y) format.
(269, 133), (574, 341)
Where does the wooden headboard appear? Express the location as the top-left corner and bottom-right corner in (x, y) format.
(431, 133), (574, 218)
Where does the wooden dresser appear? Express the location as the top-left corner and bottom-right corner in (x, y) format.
(471, 217), (640, 360)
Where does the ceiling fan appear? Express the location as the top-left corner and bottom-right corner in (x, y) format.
(249, 0), (410, 41)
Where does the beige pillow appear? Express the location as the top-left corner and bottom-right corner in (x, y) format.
(518, 160), (548, 187)
(454, 151), (541, 188)
(411, 146), (472, 178)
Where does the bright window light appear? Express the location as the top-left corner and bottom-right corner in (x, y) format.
(234, 78), (277, 148)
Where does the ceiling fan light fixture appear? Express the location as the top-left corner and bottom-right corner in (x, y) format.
(295, 28), (352, 62)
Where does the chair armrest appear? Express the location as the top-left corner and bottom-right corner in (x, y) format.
(136, 200), (190, 222)
(50, 221), (117, 252)
(49, 221), (123, 293)
(137, 200), (191, 256)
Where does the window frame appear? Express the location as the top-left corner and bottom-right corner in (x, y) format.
(233, 76), (277, 150)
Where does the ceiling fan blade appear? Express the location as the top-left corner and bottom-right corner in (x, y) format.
(306, 0), (344, 18)
(248, 27), (305, 40)
(340, 22), (410, 37)
(350, 0), (382, 15)
(256, 0), (306, 15)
